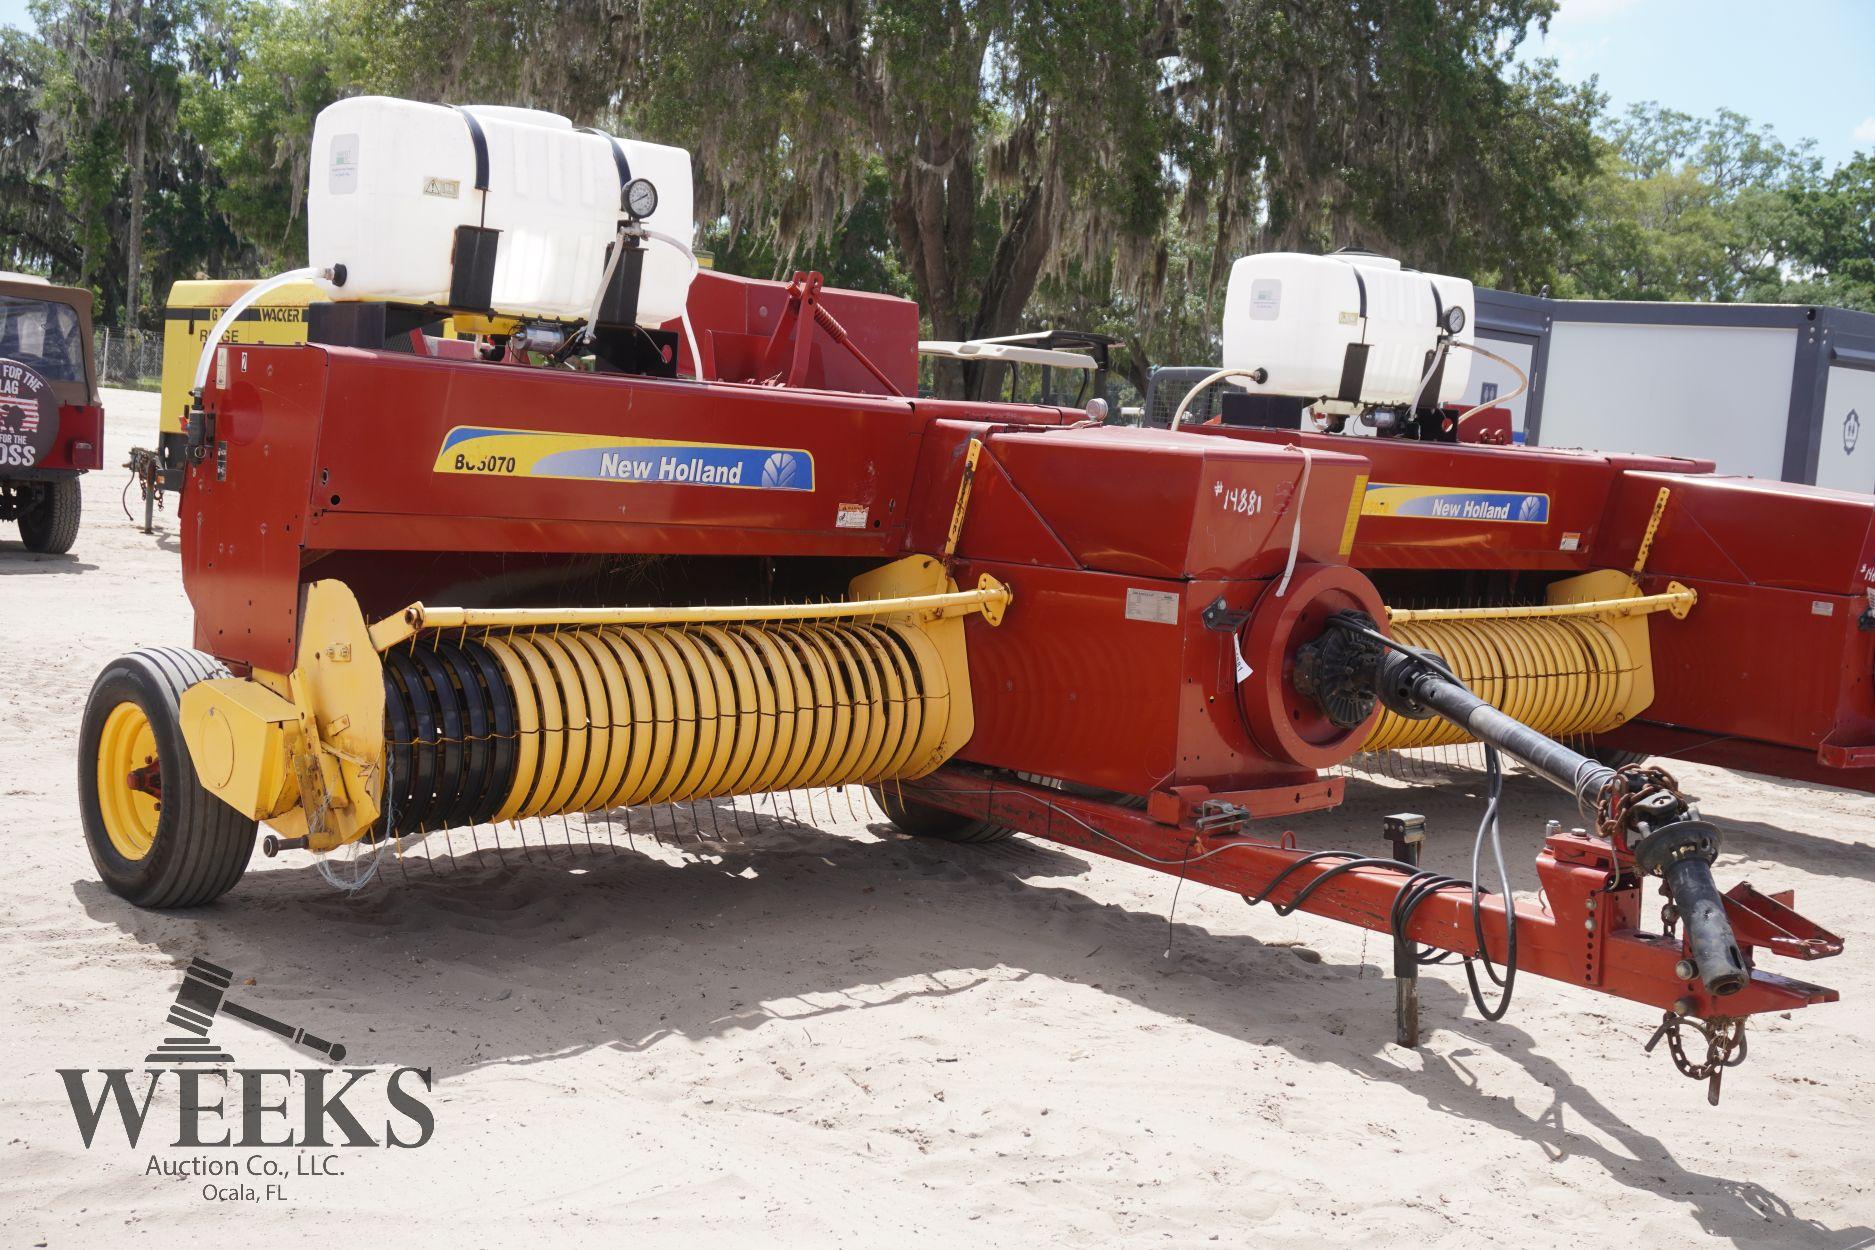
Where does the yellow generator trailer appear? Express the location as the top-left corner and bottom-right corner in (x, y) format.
(131, 279), (322, 531)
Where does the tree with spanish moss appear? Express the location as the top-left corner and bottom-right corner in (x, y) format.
(379, 0), (1601, 397)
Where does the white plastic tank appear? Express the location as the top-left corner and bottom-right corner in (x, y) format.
(307, 96), (694, 324)
(1220, 251), (1474, 406)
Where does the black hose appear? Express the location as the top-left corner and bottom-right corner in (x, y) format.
(1307, 616), (1521, 1020)
(1462, 744), (1516, 1019)
(1242, 839), (1514, 1019)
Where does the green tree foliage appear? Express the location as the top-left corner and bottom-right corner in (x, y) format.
(697, 1), (1598, 396)
(1775, 153), (1875, 312)
(365, 0), (1604, 395)
(1, 0), (1869, 366)
(180, 0), (382, 265)
(0, 25), (67, 272)
(1556, 103), (1820, 302)
(32, 0), (200, 325)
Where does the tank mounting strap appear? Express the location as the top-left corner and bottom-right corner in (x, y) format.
(579, 126), (633, 207)
(452, 107), (491, 193)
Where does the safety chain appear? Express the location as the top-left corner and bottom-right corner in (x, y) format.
(1593, 762), (1690, 853)
(1645, 1012), (1748, 1105)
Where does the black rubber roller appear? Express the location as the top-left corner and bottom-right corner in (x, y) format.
(407, 645), (468, 830)
(437, 637), (518, 828)
(377, 639), (520, 837)
(379, 659), (418, 838)
(466, 639), (518, 824)
(383, 651), (438, 834)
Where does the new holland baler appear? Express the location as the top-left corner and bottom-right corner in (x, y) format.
(76, 99), (1862, 1103)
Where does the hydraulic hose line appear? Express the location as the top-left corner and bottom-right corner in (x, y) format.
(191, 266), (339, 395)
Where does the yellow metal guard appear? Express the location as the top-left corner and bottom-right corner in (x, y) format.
(1364, 569), (1693, 752)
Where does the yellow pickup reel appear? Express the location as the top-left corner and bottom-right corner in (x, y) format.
(169, 555), (1007, 855)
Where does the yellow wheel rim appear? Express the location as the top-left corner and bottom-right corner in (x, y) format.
(97, 701), (160, 861)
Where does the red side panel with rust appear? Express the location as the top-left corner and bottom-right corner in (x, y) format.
(908, 424), (1371, 794)
(185, 344), (939, 672)
(1215, 427), (1715, 572)
(1593, 471), (1875, 781)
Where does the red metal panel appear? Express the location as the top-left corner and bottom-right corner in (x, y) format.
(1215, 428), (1708, 571)
(308, 347), (925, 550)
(985, 426), (1368, 580)
(951, 561), (1318, 794)
(1640, 577), (1875, 755)
(185, 343), (949, 670)
(1605, 723), (1867, 790)
(1597, 469), (1875, 593)
(1587, 470), (1875, 765)
(180, 348), (327, 672)
(668, 268), (921, 396)
(899, 421), (1080, 569)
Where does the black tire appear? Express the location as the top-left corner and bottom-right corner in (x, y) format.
(19, 476), (81, 554)
(1588, 744), (1650, 768)
(79, 647), (257, 908)
(869, 785), (1016, 844)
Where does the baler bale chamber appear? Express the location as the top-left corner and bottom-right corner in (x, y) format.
(74, 97), (1861, 1104)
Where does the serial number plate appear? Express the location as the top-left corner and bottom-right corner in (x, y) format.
(1124, 588), (1180, 625)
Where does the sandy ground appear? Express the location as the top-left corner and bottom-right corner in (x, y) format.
(1, 387), (1872, 1248)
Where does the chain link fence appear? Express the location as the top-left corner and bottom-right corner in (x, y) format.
(92, 327), (164, 388)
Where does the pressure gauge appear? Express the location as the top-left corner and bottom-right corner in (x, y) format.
(1442, 304), (1466, 336)
(624, 177), (658, 220)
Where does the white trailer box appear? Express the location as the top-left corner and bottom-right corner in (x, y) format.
(1472, 292), (1875, 492)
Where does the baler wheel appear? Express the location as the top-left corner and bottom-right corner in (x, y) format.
(868, 786), (1014, 844)
(78, 648), (258, 908)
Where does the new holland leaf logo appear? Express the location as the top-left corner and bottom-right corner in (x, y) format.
(760, 450), (802, 488)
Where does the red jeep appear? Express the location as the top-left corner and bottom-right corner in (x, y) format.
(0, 276), (105, 553)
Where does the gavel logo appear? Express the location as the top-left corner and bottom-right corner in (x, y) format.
(146, 957), (347, 1065)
